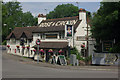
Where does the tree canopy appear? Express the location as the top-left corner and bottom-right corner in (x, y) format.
(91, 2), (120, 53)
(46, 4), (79, 19)
(2, 2), (37, 42)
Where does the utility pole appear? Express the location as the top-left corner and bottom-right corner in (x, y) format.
(86, 14), (89, 57)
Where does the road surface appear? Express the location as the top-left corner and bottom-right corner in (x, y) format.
(2, 49), (118, 78)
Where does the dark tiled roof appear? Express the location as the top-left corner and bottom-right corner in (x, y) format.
(33, 26), (65, 33)
(6, 27), (38, 40)
(43, 16), (79, 22)
(33, 20), (81, 33)
(33, 42), (68, 49)
(6, 16), (82, 40)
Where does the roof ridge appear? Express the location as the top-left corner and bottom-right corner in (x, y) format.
(45, 16), (78, 21)
(15, 26), (38, 28)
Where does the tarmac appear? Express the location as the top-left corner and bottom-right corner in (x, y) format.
(2, 50), (118, 72)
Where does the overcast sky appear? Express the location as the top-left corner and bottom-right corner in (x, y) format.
(20, 2), (100, 17)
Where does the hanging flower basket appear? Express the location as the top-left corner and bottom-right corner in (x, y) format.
(16, 45), (20, 48)
(7, 45), (10, 48)
(26, 45), (30, 49)
(48, 49), (53, 53)
(59, 50), (63, 53)
(33, 49), (36, 52)
(81, 44), (85, 48)
(39, 49), (44, 53)
(48, 49), (53, 57)
(26, 46), (30, 49)
(58, 49), (64, 55)
(22, 46), (25, 49)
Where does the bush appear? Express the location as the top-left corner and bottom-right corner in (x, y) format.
(2, 40), (7, 45)
(84, 55), (92, 62)
(70, 47), (79, 55)
(76, 53), (85, 61)
(109, 42), (120, 53)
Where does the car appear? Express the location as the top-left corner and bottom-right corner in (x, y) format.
(0, 45), (6, 50)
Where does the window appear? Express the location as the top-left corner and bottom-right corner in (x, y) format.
(76, 36), (86, 41)
(59, 33), (62, 39)
(59, 32), (65, 39)
(46, 34), (57, 39)
(10, 38), (16, 44)
(24, 38), (27, 43)
(29, 40), (32, 43)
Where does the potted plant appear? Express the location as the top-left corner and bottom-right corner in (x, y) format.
(7, 45), (10, 48)
(81, 44), (85, 48)
(39, 49), (44, 58)
(22, 46), (25, 49)
(26, 45), (30, 49)
(16, 45), (20, 48)
(58, 49), (64, 55)
(33, 49), (36, 52)
(84, 55), (92, 65)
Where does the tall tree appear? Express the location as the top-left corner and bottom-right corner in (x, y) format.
(91, 2), (120, 53)
(2, 2), (37, 42)
(2, 2), (23, 41)
(47, 4), (79, 19)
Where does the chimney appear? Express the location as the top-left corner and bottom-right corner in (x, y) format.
(79, 8), (86, 22)
(38, 14), (46, 24)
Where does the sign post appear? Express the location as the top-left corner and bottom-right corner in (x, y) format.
(36, 39), (41, 63)
(102, 41), (113, 52)
(65, 24), (73, 58)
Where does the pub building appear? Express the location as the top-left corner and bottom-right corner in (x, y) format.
(6, 8), (95, 62)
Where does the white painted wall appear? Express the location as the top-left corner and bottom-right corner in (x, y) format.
(38, 17), (46, 25)
(7, 9), (95, 58)
(79, 12), (86, 22)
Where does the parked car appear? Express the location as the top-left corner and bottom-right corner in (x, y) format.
(0, 45), (6, 50)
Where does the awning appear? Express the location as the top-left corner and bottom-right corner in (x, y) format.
(33, 42), (68, 49)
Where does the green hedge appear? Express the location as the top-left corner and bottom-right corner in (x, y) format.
(2, 40), (7, 45)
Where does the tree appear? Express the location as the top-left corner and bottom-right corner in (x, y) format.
(2, 2), (37, 42)
(46, 4), (79, 19)
(91, 2), (120, 53)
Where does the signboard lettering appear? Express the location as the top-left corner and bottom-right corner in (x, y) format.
(39, 20), (77, 27)
(102, 41), (113, 52)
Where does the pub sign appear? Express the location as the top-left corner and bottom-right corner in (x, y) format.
(65, 24), (73, 38)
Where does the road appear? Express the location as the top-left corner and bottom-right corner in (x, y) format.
(2, 49), (118, 78)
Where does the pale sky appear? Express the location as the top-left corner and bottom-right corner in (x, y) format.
(20, 2), (101, 17)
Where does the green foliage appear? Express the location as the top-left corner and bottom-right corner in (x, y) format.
(84, 55), (92, 62)
(77, 54), (85, 61)
(109, 42), (120, 53)
(2, 2), (37, 42)
(70, 47), (79, 55)
(46, 4), (79, 19)
(2, 40), (6, 45)
(91, 2), (120, 53)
